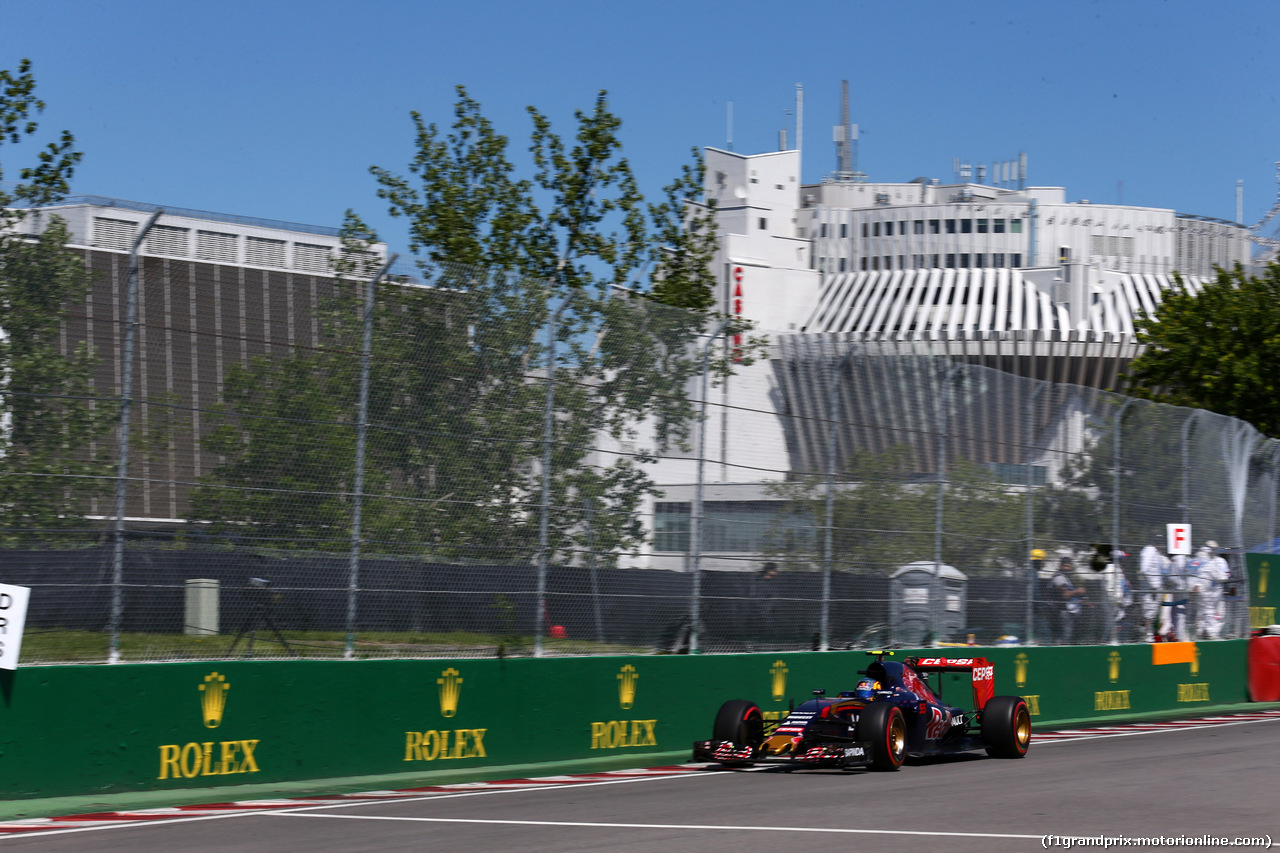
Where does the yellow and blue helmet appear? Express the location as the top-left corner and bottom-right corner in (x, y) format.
(853, 678), (880, 701)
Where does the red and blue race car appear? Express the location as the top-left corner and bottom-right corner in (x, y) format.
(692, 651), (1030, 771)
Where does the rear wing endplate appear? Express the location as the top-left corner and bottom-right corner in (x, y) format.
(906, 657), (995, 710)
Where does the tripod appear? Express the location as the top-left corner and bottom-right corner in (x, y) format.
(228, 588), (296, 657)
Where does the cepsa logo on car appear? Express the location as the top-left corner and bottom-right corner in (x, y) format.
(916, 658), (978, 666)
(973, 666), (994, 682)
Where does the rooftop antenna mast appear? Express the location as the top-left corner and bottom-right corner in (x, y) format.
(831, 80), (862, 182)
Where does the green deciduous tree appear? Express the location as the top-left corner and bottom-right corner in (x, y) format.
(0, 60), (108, 541)
(1127, 263), (1280, 437)
(194, 89), (752, 565)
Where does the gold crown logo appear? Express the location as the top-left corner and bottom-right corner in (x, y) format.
(1014, 653), (1029, 689)
(199, 672), (230, 729)
(438, 668), (463, 718)
(617, 664), (638, 710)
(1191, 645), (1201, 677)
(770, 660), (788, 701)
(1108, 650), (1122, 684)
(1260, 562), (1270, 598)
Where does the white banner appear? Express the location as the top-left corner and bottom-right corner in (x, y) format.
(0, 584), (31, 670)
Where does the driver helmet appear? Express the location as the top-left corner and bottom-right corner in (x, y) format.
(853, 678), (880, 701)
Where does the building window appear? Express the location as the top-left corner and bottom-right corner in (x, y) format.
(946, 219), (957, 234)
(873, 222), (880, 237)
(1011, 253), (1022, 266)
(653, 503), (690, 552)
(861, 257), (868, 270)
(994, 218), (1006, 234)
(959, 253), (970, 267)
(931, 254), (940, 268)
(994, 253), (1005, 267)
(872, 257), (879, 270)
(946, 253), (956, 268)
(839, 258), (847, 272)
(1010, 219), (1023, 233)
(840, 223), (849, 238)
(293, 242), (332, 273)
(914, 219), (924, 234)
(246, 236), (287, 268)
(147, 224), (190, 257)
(861, 223), (868, 238)
(977, 219), (989, 234)
(821, 223), (829, 237)
(197, 230), (238, 263)
(758, 218), (768, 230)
(884, 256), (892, 269)
(929, 219), (940, 234)
(961, 219), (973, 234)
(974, 253), (984, 267)
(92, 217), (138, 252)
(898, 255), (906, 268)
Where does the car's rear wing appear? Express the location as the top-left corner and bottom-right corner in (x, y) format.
(905, 657), (995, 710)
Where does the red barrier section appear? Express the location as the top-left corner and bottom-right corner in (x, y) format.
(1247, 635), (1280, 701)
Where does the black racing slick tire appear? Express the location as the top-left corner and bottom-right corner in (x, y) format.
(982, 695), (1031, 758)
(712, 699), (765, 749)
(855, 702), (906, 771)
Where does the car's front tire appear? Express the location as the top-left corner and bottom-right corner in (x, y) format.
(711, 699), (764, 764)
(855, 702), (906, 771)
(981, 695), (1031, 758)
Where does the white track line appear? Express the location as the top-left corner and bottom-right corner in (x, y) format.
(269, 812), (1042, 841)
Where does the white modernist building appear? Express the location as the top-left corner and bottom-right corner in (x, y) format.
(637, 144), (1250, 571)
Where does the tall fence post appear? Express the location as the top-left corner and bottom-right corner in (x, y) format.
(108, 209), (161, 664)
(1024, 380), (1047, 645)
(688, 317), (731, 655)
(933, 363), (963, 646)
(534, 297), (571, 658)
(821, 347), (854, 652)
(1110, 398), (1136, 645)
(345, 253), (397, 661)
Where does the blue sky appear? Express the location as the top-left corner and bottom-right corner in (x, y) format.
(5, 0), (1279, 256)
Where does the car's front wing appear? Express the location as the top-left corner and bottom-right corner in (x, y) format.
(692, 739), (875, 769)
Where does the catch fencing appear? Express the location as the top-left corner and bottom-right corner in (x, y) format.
(1, 230), (1275, 662)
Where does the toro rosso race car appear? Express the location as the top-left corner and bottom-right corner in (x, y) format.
(692, 651), (1030, 771)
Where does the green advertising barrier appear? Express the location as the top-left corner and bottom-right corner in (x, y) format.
(0, 639), (1250, 801)
(1247, 553), (1278, 629)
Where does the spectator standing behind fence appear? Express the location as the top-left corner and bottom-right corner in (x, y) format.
(1165, 552), (1190, 641)
(1139, 538), (1169, 640)
(1030, 549), (1054, 642)
(1190, 541), (1230, 639)
(755, 562), (780, 644)
(1051, 557), (1086, 643)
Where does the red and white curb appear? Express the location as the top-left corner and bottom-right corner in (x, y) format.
(4, 712), (1280, 836)
(0, 765), (704, 835)
(1033, 709), (1280, 743)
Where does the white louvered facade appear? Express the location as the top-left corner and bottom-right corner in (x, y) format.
(805, 266), (1209, 341)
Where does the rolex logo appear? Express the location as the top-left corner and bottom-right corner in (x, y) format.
(770, 660), (788, 701)
(1108, 650), (1122, 684)
(199, 672), (230, 729)
(1014, 653), (1028, 689)
(617, 665), (638, 710)
(438, 668), (463, 718)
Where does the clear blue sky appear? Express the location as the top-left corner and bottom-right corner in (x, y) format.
(5, 0), (1279, 255)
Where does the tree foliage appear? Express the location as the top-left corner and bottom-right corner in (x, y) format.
(194, 89), (753, 564)
(1127, 263), (1280, 437)
(0, 60), (108, 541)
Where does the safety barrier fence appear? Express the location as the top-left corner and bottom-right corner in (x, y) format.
(0, 640), (1248, 800)
(3, 234), (1278, 661)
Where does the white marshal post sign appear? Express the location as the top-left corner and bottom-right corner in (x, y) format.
(1167, 523), (1191, 556)
(0, 584), (31, 670)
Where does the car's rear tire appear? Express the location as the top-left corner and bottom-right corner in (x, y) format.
(982, 695), (1031, 758)
(712, 699), (764, 755)
(855, 702), (906, 771)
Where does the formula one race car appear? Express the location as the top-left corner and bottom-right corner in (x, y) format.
(692, 651), (1030, 771)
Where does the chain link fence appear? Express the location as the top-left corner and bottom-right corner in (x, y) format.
(2, 239), (1275, 662)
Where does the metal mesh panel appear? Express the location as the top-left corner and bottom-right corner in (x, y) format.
(2, 242), (1276, 662)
